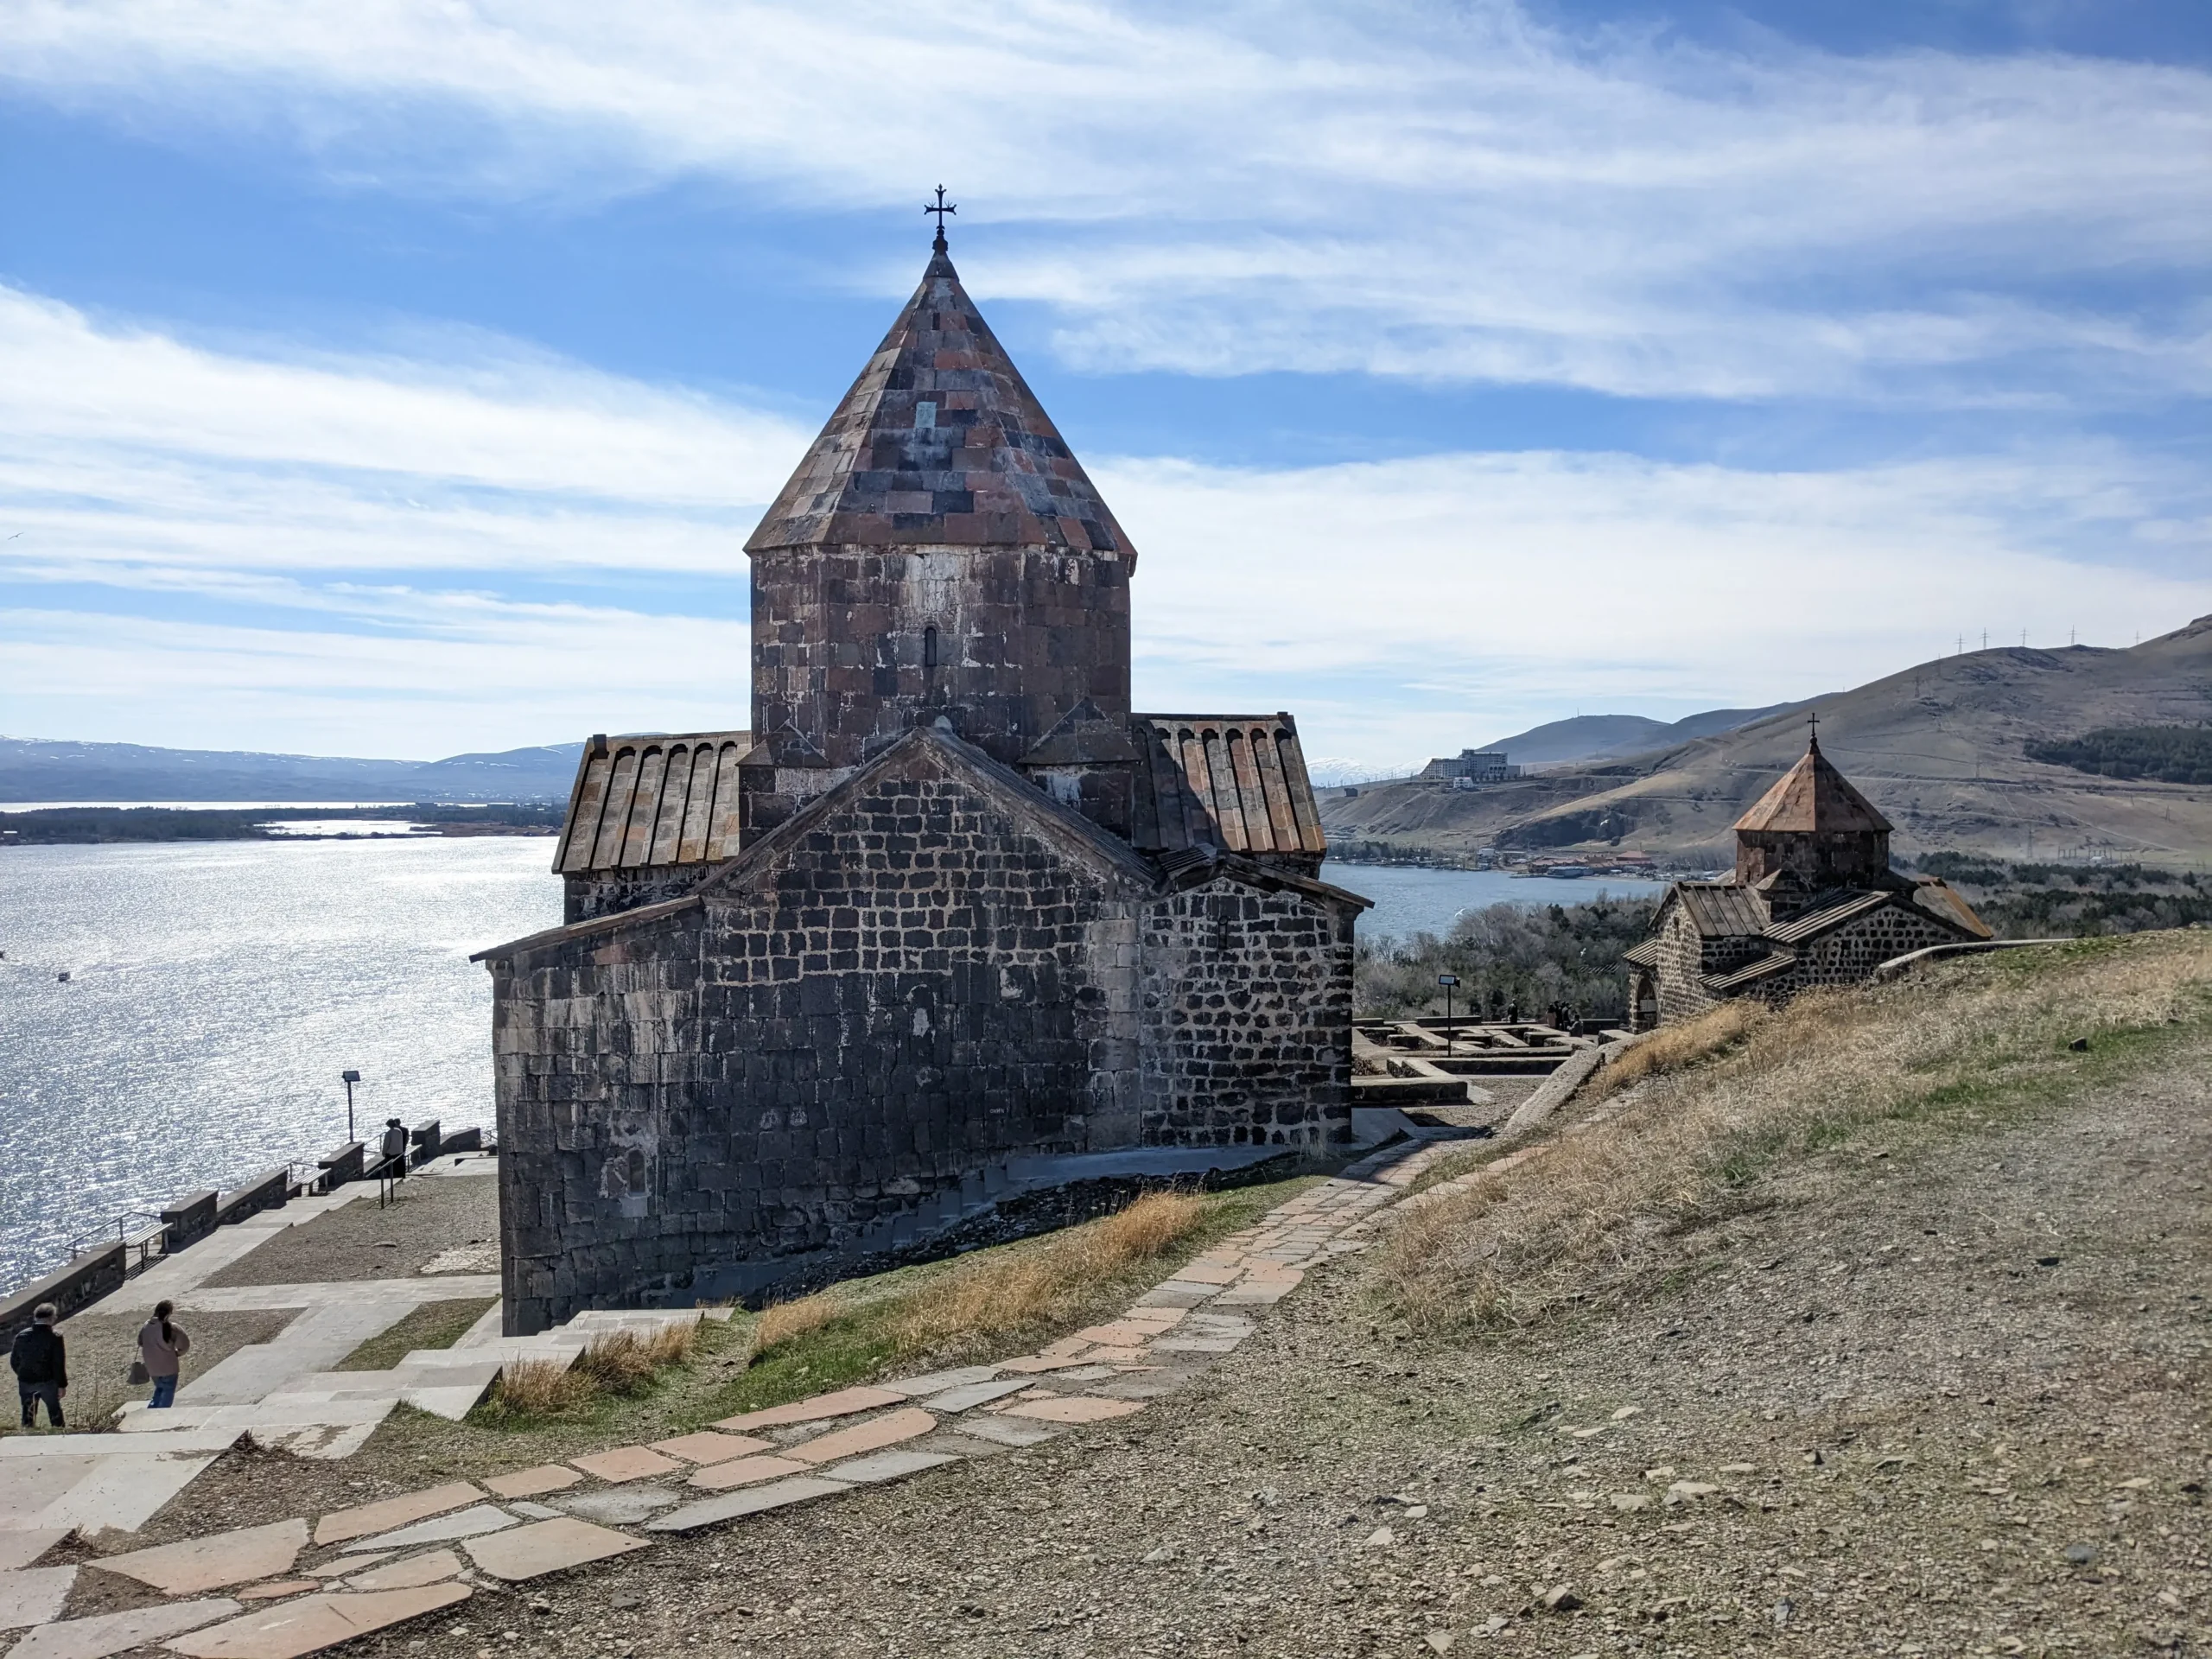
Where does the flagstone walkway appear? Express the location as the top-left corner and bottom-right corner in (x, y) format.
(0, 1134), (1478, 1659)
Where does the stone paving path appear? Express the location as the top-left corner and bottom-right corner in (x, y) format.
(0, 1134), (1478, 1659)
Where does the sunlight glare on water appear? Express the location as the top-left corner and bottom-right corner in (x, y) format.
(0, 837), (561, 1284)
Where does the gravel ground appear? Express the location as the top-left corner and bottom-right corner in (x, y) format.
(304, 1033), (2205, 1658)
(1, 1307), (296, 1440)
(200, 1175), (500, 1287)
(77, 1040), (2206, 1656)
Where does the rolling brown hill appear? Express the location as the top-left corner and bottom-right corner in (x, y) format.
(1321, 613), (2212, 868)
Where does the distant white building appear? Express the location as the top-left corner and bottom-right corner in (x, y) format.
(1419, 749), (1522, 786)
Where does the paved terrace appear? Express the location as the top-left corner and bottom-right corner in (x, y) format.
(0, 1139), (1478, 1658)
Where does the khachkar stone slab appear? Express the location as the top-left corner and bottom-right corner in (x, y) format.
(9, 1599), (242, 1659)
(462, 1518), (648, 1582)
(164, 1582), (470, 1657)
(95, 1518), (308, 1597)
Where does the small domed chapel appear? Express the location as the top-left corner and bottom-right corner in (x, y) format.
(477, 226), (1370, 1334)
(1624, 728), (1992, 1030)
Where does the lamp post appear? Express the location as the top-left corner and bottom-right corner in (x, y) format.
(341, 1070), (361, 1144)
(1437, 973), (1459, 1054)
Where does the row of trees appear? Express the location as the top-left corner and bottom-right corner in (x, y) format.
(1354, 896), (1660, 1024)
(2026, 724), (2212, 785)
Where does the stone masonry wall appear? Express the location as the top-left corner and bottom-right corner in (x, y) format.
(1654, 906), (1721, 1026)
(1136, 874), (1356, 1149)
(493, 753), (1144, 1334)
(1763, 904), (1963, 1001)
(748, 544), (1130, 791)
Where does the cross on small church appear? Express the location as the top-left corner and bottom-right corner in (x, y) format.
(1808, 710), (1820, 749)
(925, 186), (957, 251)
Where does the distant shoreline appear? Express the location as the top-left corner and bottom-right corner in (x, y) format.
(0, 803), (562, 846)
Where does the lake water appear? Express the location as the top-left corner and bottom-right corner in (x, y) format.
(1329, 863), (1669, 944)
(0, 837), (562, 1286)
(0, 842), (1669, 1287)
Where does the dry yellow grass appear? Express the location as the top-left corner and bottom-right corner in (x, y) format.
(1093, 1189), (1206, 1259)
(891, 1189), (1205, 1359)
(749, 1292), (842, 1359)
(575, 1322), (696, 1394)
(1380, 934), (2212, 1332)
(489, 1322), (700, 1416)
(1588, 998), (1764, 1101)
(494, 1357), (597, 1415)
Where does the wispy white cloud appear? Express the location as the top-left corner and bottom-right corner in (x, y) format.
(1109, 447), (2212, 765)
(0, 286), (805, 505)
(6, 1), (2209, 402)
(3, 285), (2207, 765)
(0, 605), (753, 757)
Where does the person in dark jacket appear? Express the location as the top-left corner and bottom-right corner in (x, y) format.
(11, 1303), (67, 1427)
(381, 1118), (410, 1182)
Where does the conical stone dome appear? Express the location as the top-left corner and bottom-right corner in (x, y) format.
(746, 247), (1134, 559)
(740, 236), (1135, 832)
(1732, 729), (1896, 896)
(1733, 733), (1891, 836)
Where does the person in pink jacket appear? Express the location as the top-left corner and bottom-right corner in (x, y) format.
(137, 1300), (190, 1408)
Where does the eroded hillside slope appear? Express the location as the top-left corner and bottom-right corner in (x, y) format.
(1324, 614), (2212, 866)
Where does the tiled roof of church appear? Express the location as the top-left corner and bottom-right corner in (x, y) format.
(1128, 714), (1326, 860)
(1763, 889), (1894, 944)
(1672, 882), (1769, 938)
(1732, 733), (1891, 835)
(554, 730), (751, 874)
(745, 239), (1134, 557)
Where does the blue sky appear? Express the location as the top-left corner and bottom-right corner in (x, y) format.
(3, 0), (2209, 777)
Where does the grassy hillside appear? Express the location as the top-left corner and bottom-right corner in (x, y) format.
(1382, 930), (2212, 1327)
(1322, 613), (2212, 868)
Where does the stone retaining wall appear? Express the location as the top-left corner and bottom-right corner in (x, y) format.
(0, 1242), (127, 1346)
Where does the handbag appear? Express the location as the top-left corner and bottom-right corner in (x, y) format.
(126, 1359), (149, 1385)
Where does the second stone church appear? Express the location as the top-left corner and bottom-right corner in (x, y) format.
(478, 226), (1369, 1333)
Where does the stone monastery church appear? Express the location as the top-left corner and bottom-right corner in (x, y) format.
(478, 226), (1369, 1334)
(1624, 728), (1992, 1029)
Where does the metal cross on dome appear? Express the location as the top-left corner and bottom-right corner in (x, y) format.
(925, 186), (957, 249)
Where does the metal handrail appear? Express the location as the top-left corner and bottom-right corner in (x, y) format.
(60, 1153), (317, 1268)
(63, 1210), (165, 1262)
